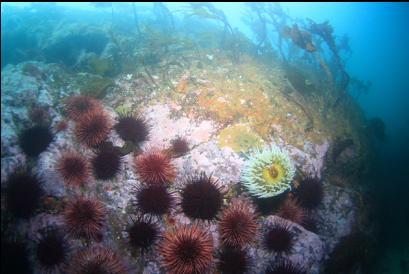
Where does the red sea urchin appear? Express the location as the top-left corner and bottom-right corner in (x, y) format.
(35, 226), (69, 272)
(92, 147), (122, 180)
(180, 172), (224, 221)
(66, 246), (126, 274)
(64, 95), (102, 121)
(75, 110), (112, 147)
(56, 151), (91, 187)
(276, 195), (306, 225)
(19, 125), (54, 157)
(217, 248), (251, 274)
(63, 197), (106, 241)
(5, 172), (43, 219)
(132, 183), (175, 216)
(114, 114), (149, 144)
(263, 220), (294, 254)
(265, 259), (307, 274)
(127, 216), (159, 252)
(294, 177), (324, 209)
(218, 199), (259, 248)
(159, 224), (214, 274)
(134, 149), (176, 185)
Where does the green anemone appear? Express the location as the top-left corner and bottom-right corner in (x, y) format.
(241, 146), (295, 198)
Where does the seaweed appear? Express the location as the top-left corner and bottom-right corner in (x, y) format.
(243, 3), (289, 61)
(153, 2), (175, 31)
(86, 55), (118, 77)
(80, 76), (116, 99)
(284, 77), (315, 132)
(184, 3), (240, 62)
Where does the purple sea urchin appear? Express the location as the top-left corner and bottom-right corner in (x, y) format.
(265, 259), (307, 274)
(133, 183), (175, 216)
(218, 199), (259, 248)
(66, 246), (127, 274)
(159, 224), (214, 274)
(218, 248), (251, 274)
(127, 216), (159, 251)
(181, 172), (224, 221)
(5, 172), (43, 219)
(75, 110), (112, 147)
(19, 125), (54, 157)
(263, 220), (294, 254)
(63, 197), (106, 241)
(294, 177), (324, 209)
(1, 241), (33, 274)
(35, 226), (69, 271)
(114, 114), (149, 144)
(57, 151), (91, 187)
(134, 149), (176, 185)
(92, 147), (122, 180)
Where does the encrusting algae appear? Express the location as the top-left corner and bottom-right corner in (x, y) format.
(218, 123), (264, 153)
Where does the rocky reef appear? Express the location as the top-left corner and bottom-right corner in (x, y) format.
(1, 3), (376, 274)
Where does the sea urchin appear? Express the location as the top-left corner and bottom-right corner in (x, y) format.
(218, 199), (259, 248)
(159, 224), (214, 274)
(35, 226), (69, 271)
(63, 197), (106, 241)
(92, 147), (122, 180)
(218, 248), (251, 274)
(180, 172), (224, 221)
(294, 177), (324, 209)
(66, 246), (126, 274)
(134, 149), (176, 185)
(241, 146), (295, 198)
(276, 195), (306, 225)
(133, 183), (175, 216)
(64, 95), (102, 121)
(265, 259), (306, 274)
(56, 150), (91, 187)
(5, 172), (43, 219)
(114, 114), (149, 144)
(19, 125), (54, 157)
(168, 137), (190, 158)
(263, 220), (294, 254)
(1, 240), (32, 274)
(75, 111), (111, 147)
(127, 216), (159, 252)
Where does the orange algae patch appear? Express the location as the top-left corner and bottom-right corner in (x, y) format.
(176, 77), (189, 94)
(197, 83), (275, 140)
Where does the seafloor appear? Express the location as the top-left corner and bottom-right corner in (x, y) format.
(1, 20), (375, 274)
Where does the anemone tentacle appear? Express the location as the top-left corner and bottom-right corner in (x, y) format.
(241, 146), (295, 198)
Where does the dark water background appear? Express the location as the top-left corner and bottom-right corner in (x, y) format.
(2, 2), (409, 273)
